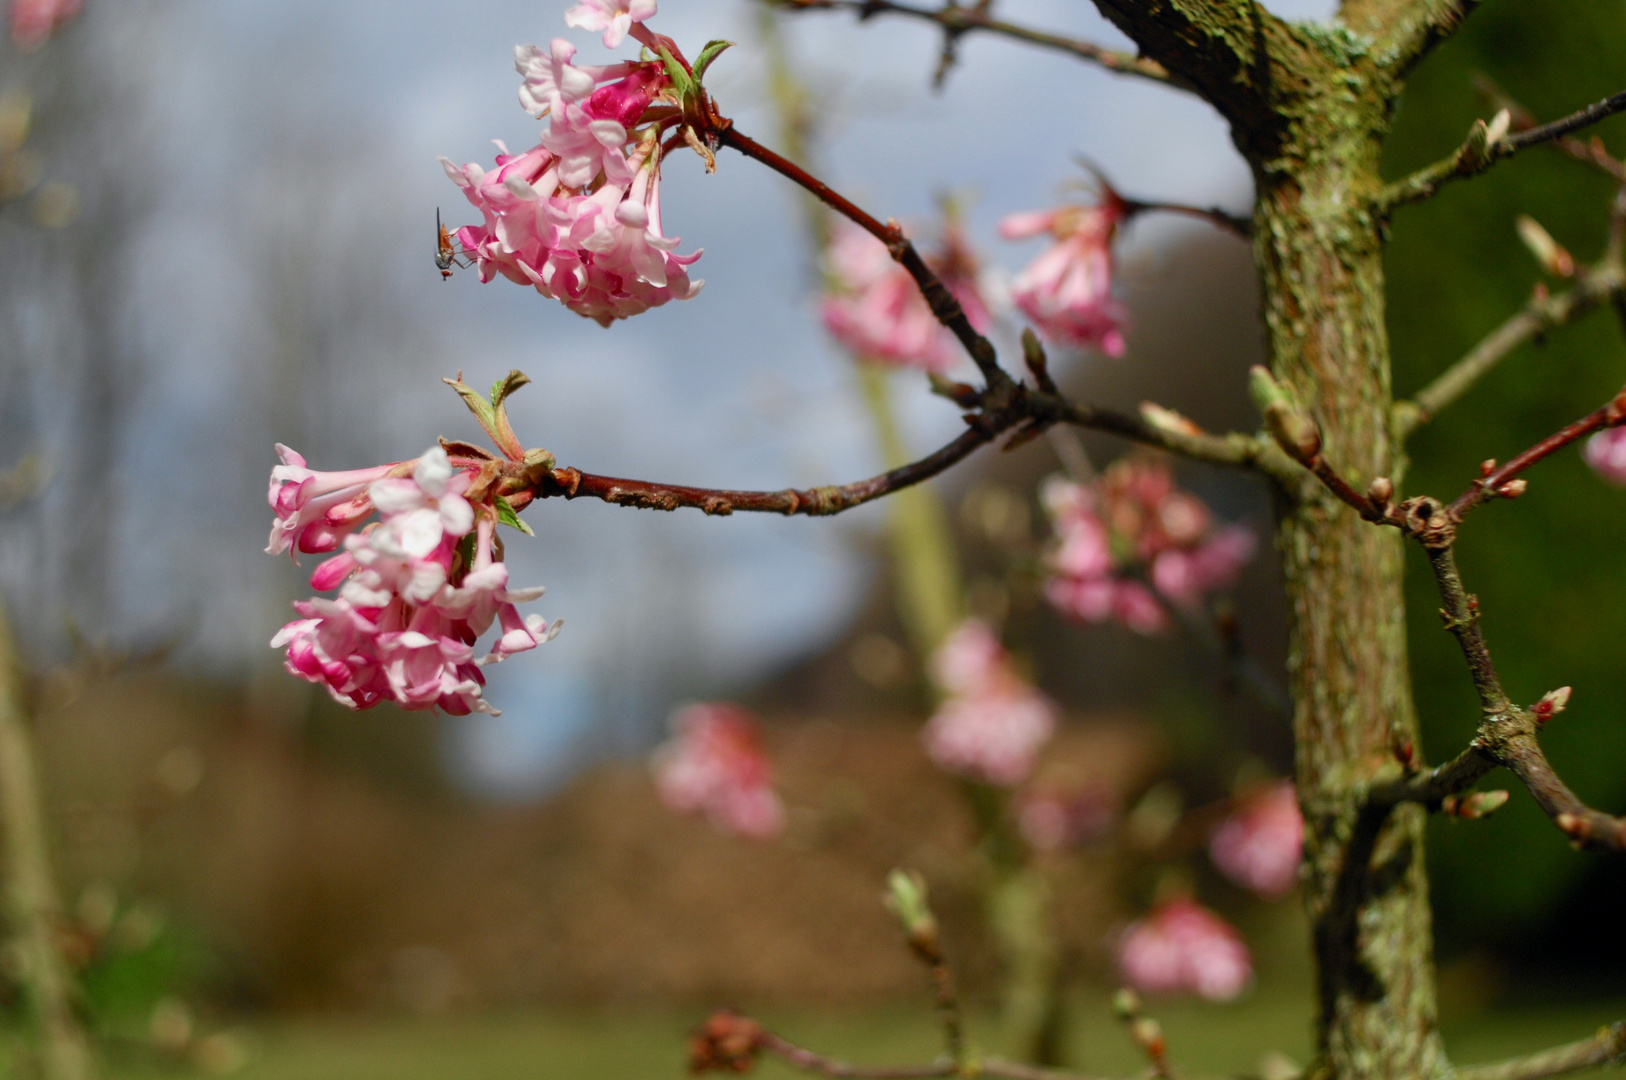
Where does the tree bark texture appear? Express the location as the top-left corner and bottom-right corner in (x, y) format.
(1248, 22), (1443, 1080)
(1086, 6), (1451, 1076)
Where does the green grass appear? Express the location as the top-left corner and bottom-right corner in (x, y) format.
(76, 993), (1626, 1080)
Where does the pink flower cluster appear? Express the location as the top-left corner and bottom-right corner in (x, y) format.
(922, 620), (1058, 787)
(1042, 458), (1255, 635)
(653, 703), (786, 838)
(1118, 899), (1252, 1001)
(1584, 427), (1626, 486)
(821, 221), (992, 374)
(10, 0), (79, 49)
(1000, 191), (1127, 356)
(267, 446), (558, 716)
(441, 33), (702, 326)
(1208, 780), (1303, 900)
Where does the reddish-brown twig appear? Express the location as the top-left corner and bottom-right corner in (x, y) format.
(718, 125), (1005, 385)
(1446, 386), (1626, 521)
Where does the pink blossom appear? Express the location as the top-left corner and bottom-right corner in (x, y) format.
(1040, 460), (1254, 635)
(1000, 192), (1128, 355)
(1584, 427), (1626, 486)
(1209, 780), (1303, 900)
(923, 620), (1058, 786)
(10, 0), (79, 49)
(564, 0), (657, 50)
(652, 704), (785, 838)
(820, 221), (990, 373)
(442, 44), (703, 326)
(1017, 786), (1116, 851)
(1118, 899), (1252, 1001)
(266, 444), (398, 559)
(268, 447), (558, 716)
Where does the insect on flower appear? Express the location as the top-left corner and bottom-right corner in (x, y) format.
(435, 208), (472, 281)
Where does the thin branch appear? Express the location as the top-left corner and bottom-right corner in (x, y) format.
(1475, 75), (1626, 183)
(775, 0), (1177, 86)
(1121, 197), (1252, 238)
(1380, 89), (1626, 213)
(1446, 388), (1626, 522)
(1395, 545), (1626, 851)
(1456, 1022), (1626, 1080)
(717, 125), (1005, 386)
(534, 426), (994, 517)
(1395, 263), (1626, 439)
(755, 1027), (1124, 1080)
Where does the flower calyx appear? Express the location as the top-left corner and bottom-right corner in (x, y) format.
(653, 37), (734, 172)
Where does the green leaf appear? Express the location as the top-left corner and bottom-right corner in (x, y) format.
(692, 39), (734, 82)
(494, 495), (534, 536)
(490, 369), (531, 408)
(656, 45), (693, 100)
(454, 531), (478, 572)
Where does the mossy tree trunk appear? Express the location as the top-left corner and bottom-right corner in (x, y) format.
(1083, 4), (1469, 1077)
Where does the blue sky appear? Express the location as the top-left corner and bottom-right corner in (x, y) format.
(87, 0), (1336, 794)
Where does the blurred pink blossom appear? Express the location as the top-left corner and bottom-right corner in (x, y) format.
(1041, 458), (1254, 635)
(442, 41), (703, 326)
(1584, 427), (1626, 486)
(269, 448), (558, 716)
(820, 221), (991, 373)
(10, 0), (79, 49)
(564, 0), (656, 50)
(1209, 780), (1303, 900)
(653, 704), (786, 838)
(1017, 787), (1116, 851)
(923, 620), (1058, 786)
(1000, 191), (1127, 355)
(1118, 899), (1252, 1001)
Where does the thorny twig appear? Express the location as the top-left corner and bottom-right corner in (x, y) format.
(773, 0), (1177, 88)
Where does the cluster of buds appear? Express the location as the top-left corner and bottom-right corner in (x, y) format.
(652, 703), (786, 838)
(1041, 458), (1255, 636)
(1207, 780), (1304, 900)
(441, 1), (715, 325)
(820, 219), (992, 373)
(1116, 897), (1252, 1001)
(999, 185), (1127, 356)
(921, 619), (1059, 787)
(266, 375), (559, 716)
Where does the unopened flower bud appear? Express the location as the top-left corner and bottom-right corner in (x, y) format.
(1368, 476), (1394, 506)
(1112, 988), (1142, 1020)
(1496, 479), (1528, 498)
(1249, 367), (1321, 462)
(1443, 789), (1510, 820)
(1534, 686), (1572, 724)
(1486, 108), (1512, 148)
(884, 869), (940, 959)
(1130, 1017), (1167, 1061)
(1515, 215), (1575, 278)
(1141, 402), (1203, 438)
(1480, 459), (1498, 477)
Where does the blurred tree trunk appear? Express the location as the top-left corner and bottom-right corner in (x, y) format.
(0, 594), (98, 1080)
